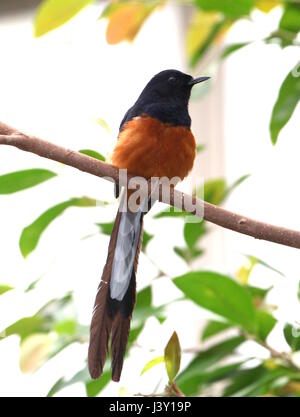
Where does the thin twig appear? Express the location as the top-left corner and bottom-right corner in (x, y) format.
(1, 121), (300, 249)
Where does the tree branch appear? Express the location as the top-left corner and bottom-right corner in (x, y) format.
(1, 120), (300, 249)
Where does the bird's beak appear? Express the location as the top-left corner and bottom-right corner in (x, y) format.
(189, 76), (210, 86)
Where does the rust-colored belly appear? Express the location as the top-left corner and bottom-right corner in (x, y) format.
(112, 116), (196, 180)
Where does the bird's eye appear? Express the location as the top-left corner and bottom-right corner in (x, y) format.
(168, 76), (177, 84)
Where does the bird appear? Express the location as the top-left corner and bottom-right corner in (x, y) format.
(88, 69), (209, 382)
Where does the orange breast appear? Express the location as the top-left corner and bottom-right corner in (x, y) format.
(111, 116), (196, 180)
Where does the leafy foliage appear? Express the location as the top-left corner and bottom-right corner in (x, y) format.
(1, 0), (299, 398)
(270, 66), (300, 144)
(0, 169), (56, 194)
(34, 0), (93, 37)
(19, 197), (97, 258)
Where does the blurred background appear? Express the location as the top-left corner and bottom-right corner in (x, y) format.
(0, 0), (300, 397)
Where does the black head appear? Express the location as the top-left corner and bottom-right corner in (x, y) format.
(120, 69), (210, 130)
(139, 69), (209, 107)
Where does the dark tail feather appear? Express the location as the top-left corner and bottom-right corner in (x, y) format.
(88, 210), (122, 379)
(110, 269), (136, 381)
(88, 200), (144, 381)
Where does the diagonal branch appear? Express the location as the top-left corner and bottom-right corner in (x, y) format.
(1, 120), (300, 249)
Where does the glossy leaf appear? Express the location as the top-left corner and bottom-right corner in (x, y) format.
(196, 0), (254, 18)
(79, 149), (105, 161)
(174, 271), (257, 333)
(183, 221), (206, 250)
(20, 197), (97, 258)
(177, 336), (245, 395)
(279, 4), (300, 46)
(141, 356), (165, 376)
(203, 178), (226, 204)
(256, 311), (277, 341)
(164, 331), (181, 383)
(202, 320), (233, 341)
(270, 66), (300, 144)
(35, 0), (93, 37)
(284, 324), (300, 352)
(0, 169), (56, 194)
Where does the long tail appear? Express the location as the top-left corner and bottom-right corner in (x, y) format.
(88, 194), (144, 382)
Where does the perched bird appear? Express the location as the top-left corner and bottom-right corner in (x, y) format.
(88, 69), (209, 381)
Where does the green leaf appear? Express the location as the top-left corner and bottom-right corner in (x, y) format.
(284, 324), (300, 352)
(196, 144), (206, 153)
(135, 286), (152, 310)
(177, 336), (245, 395)
(154, 207), (189, 219)
(4, 316), (45, 341)
(174, 271), (257, 333)
(246, 255), (284, 277)
(246, 285), (272, 302)
(142, 230), (154, 251)
(96, 221), (114, 236)
(47, 366), (106, 397)
(0, 169), (56, 195)
(221, 42), (250, 59)
(270, 66), (300, 144)
(0, 284), (13, 295)
(79, 149), (105, 161)
(141, 356), (165, 376)
(256, 311), (277, 341)
(183, 220), (207, 250)
(174, 246), (204, 263)
(179, 361), (244, 396)
(196, 178), (226, 204)
(279, 4), (300, 47)
(196, 0), (254, 18)
(34, 0), (93, 37)
(3, 294), (74, 342)
(202, 320), (233, 341)
(298, 280), (300, 303)
(189, 17), (226, 67)
(20, 197), (96, 258)
(54, 319), (77, 336)
(164, 331), (181, 383)
(223, 174), (250, 201)
(223, 365), (290, 396)
(85, 371), (110, 397)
